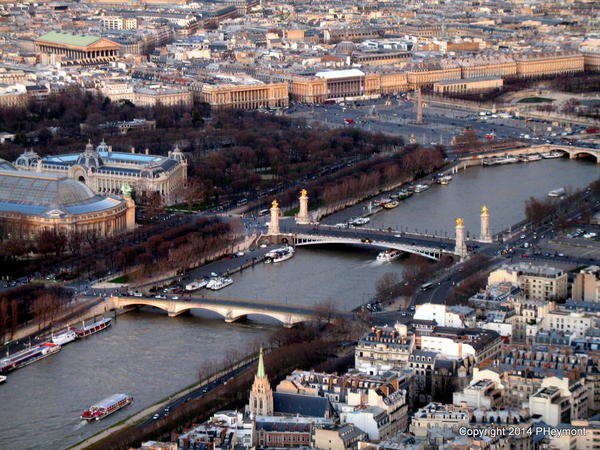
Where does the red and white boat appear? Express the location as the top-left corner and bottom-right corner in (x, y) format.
(74, 317), (112, 338)
(80, 393), (133, 421)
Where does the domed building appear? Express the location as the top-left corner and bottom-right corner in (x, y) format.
(0, 161), (135, 240)
(15, 140), (187, 205)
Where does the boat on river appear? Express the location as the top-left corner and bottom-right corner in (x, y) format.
(51, 329), (78, 346)
(542, 151), (564, 159)
(436, 175), (452, 185)
(0, 342), (61, 374)
(264, 246), (295, 263)
(377, 249), (402, 262)
(413, 184), (430, 193)
(74, 317), (112, 339)
(206, 277), (233, 290)
(80, 393), (133, 421)
(349, 217), (370, 226)
(397, 189), (413, 200)
(521, 154), (542, 162)
(383, 201), (399, 209)
(0, 375), (6, 384)
(185, 279), (208, 291)
(548, 187), (566, 197)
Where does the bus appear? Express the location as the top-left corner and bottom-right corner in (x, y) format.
(258, 209), (269, 216)
(420, 282), (434, 292)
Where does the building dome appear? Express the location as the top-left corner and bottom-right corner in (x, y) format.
(334, 41), (356, 55)
(14, 150), (40, 168)
(169, 145), (186, 163)
(0, 172), (97, 208)
(0, 158), (17, 171)
(76, 141), (104, 169)
(96, 139), (110, 153)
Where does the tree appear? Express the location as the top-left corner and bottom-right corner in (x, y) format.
(313, 299), (339, 325)
(374, 272), (402, 303)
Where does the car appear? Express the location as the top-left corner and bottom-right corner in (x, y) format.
(164, 407), (170, 413)
(236, 251), (245, 257)
(152, 414), (160, 420)
(520, 235), (526, 239)
(210, 272), (218, 277)
(361, 238), (372, 243)
(155, 295), (166, 299)
(260, 244), (267, 248)
(171, 296), (179, 300)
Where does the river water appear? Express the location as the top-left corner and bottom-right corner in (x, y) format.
(0, 158), (597, 450)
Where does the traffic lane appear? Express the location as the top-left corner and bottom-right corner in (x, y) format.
(139, 362), (254, 427)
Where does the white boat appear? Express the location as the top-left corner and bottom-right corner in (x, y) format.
(497, 156), (519, 164)
(206, 277), (233, 290)
(51, 329), (77, 346)
(0, 375), (6, 384)
(185, 280), (208, 291)
(436, 175), (452, 185)
(264, 246), (295, 263)
(542, 151), (564, 159)
(413, 184), (430, 193)
(548, 187), (566, 197)
(377, 249), (402, 262)
(349, 217), (370, 226)
(522, 154), (542, 162)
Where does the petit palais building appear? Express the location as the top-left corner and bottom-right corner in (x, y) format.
(0, 160), (135, 240)
(14, 140), (187, 205)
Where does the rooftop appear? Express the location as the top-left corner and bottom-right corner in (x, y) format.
(36, 31), (102, 48)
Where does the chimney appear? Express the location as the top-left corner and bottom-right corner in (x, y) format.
(145, 148), (149, 155)
(168, 151), (172, 157)
(131, 147), (135, 154)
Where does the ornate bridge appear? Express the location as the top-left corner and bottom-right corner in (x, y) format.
(290, 227), (453, 260)
(111, 295), (323, 327)
(262, 192), (495, 260)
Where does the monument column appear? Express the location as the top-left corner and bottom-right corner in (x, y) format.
(296, 189), (310, 224)
(268, 200), (280, 235)
(480, 205), (492, 243)
(121, 184), (136, 231)
(455, 218), (467, 259)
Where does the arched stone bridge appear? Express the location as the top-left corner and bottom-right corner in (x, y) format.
(263, 225), (465, 260)
(293, 233), (447, 260)
(110, 295), (324, 327)
(472, 144), (600, 163)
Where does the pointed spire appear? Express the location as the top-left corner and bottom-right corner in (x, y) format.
(257, 346), (266, 379)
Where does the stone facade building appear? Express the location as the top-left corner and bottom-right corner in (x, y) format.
(35, 32), (120, 64)
(196, 82), (289, 110)
(15, 141), (187, 205)
(0, 162), (134, 240)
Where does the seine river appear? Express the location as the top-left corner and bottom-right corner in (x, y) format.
(0, 158), (597, 450)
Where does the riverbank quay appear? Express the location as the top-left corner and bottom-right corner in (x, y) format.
(0, 296), (109, 349)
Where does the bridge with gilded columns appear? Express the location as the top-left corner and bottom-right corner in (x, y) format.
(111, 295), (332, 327)
(262, 192), (495, 260)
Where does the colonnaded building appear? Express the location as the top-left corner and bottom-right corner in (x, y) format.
(14, 141), (187, 205)
(0, 160), (135, 240)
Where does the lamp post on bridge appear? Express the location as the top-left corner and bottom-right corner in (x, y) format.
(454, 218), (467, 260)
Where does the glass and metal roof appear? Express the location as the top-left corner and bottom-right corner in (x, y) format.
(0, 159), (16, 171)
(0, 170), (96, 206)
(0, 170), (123, 217)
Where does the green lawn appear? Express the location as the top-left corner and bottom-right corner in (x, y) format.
(517, 97), (555, 104)
(109, 275), (130, 284)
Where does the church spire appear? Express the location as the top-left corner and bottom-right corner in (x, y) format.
(257, 346), (266, 379)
